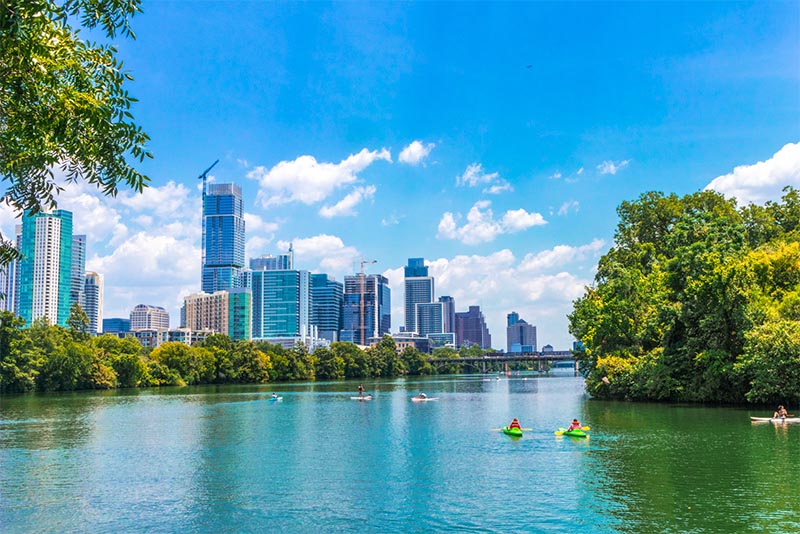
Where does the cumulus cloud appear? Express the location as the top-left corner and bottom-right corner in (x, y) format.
(705, 142), (800, 205)
(385, 242), (602, 349)
(597, 159), (630, 175)
(247, 148), (391, 208)
(276, 234), (360, 274)
(483, 182), (514, 194)
(319, 185), (376, 218)
(398, 140), (435, 165)
(437, 201), (547, 245)
(518, 239), (605, 272)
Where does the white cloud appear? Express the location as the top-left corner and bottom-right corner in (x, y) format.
(247, 148), (391, 207)
(597, 159), (630, 175)
(244, 212), (280, 234)
(483, 181), (514, 194)
(246, 235), (274, 260)
(576, 167), (584, 175)
(501, 209), (547, 232)
(385, 242), (601, 349)
(549, 171), (562, 180)
(705, 142), (800, 205)
(557, 200), (580, 216)
(437, 201), (547, 245)
(518, 239), (605, 272)
(319, 185), (376, 218)
(276, 234), (360, 274)
(398, 140), (435, 165)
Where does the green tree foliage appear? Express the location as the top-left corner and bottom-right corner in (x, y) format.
(735, 320), (800, 404)
(67, 303), (91, 341)
(0, 0), (152, 266)
(570, 188), (800, 403)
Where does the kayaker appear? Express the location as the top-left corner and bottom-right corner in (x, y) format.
(271, 393), (278, 399)
(358, 384), (364, 398)
(567, 419), (582, 431)
(509, 418), (521, 430)
(774, 405), (789, 418)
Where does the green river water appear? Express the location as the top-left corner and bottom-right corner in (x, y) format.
(1, 373), (798, 533)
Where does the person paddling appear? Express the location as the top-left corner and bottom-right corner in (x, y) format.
(358, 384), (364, 398)
(774, 405), (789, 419)
(508, 418), (522, 430)
(567, 419), (582, 431)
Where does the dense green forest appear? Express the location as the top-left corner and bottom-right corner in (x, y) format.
(0, 306), (497, 393)
(569, 187), (800, 404)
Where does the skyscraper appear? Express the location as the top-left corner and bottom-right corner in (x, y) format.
(17, 210), (74, 327)
(71, 234), (86, 310)
(455, 305), (492, 349)
(416, 301), (444, 337)
(439, 295), (456, 334)
(251, 269), (311, 340)
(404, 258), (433, 334)
(83, 272), (104, 334)
(201, 182), (245, 293)
(311, 273), (343, 342)
(250, 245), (293, 271)
(0, 260), (15, 313)
(506, 312), (537, 353)
(342, 273), (390, 345)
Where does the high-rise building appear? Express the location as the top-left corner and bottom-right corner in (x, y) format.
(201, 182), (245, 293)
(341, 273), (390, 345)
(416, 301), (444, 337)
(183, 289), (251, 341)
(130, 304), (170, 331)
(83, 272), (103, 334)
(404, 258), (433, 334)
(103, 317), (130, 333)
(250, 245), (293, 271)
(455, 305), (492, 349)
(251, 269), (311, 340)
(71, 234), (86, 310)
(0, 260), (15, 313)
(506, 312), (537, 353)
(439, 295), (455, 334)
(311, 273), (343, 342)
(17, 210), (74, 327)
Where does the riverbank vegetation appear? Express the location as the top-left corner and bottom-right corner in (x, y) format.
(0, 310), (499, 393)
(569, 187), (800, 404)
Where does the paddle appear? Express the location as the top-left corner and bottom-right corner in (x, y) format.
(491, 427), (532, 432)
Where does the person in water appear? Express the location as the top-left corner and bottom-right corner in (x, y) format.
(418, 393), (427, 399)
(358, 384), (364, 398)
(508, 418), (521, 430)
(774, 405), (789, 418)
(567, 419), (582, 431)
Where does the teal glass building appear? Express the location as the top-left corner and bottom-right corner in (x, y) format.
(341, 274), (390, 345)
(17, 210), (74, 327)
(251, 269), (311, 339)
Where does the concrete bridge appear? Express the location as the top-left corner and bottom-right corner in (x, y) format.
(426, 351), (577, 373)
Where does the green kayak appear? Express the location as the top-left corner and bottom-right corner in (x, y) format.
(502, 426), (523, 437)
(557, 427), (588, 438)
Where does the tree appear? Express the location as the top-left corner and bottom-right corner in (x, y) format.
(0, 0), (151, 265)
(67, 303), (91, 341)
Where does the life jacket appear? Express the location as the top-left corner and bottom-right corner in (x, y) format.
(510, 420), (521, 429)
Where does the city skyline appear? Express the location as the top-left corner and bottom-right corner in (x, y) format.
(0, 2), (797, 349)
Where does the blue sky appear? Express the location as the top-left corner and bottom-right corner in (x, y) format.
(3, 1), (799, 348)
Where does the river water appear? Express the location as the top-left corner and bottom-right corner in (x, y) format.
(1, 373), (797, 533)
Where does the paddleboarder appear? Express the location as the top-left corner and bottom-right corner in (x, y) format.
(358, 384), (364, 398)
(774, 405), (789, 419)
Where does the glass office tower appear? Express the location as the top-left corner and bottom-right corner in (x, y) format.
(202, 182), (245, 293)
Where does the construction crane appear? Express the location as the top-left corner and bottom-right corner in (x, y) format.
(197, 159), (219, 196)
(359, 258), (377, 346)
(198, 160), (219, 273)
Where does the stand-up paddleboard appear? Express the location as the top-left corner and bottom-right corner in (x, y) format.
(351, 395), (373, 401)
(268, 396), (283, 402)
(750, 416), (800, 422)
(411, 396), (438, 402)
